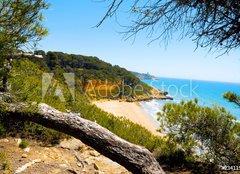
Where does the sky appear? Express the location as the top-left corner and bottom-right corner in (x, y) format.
(38, 0), (240, 83)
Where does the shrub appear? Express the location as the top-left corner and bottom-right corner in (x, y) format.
(2, 162), (11, 172)
(0, 151), (11, 173)
(158, 99), (240, 165)
(19, 139), (28, 149)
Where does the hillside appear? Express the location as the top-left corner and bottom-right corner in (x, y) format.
(32, 51), (154, 100)
(1, 57), (165, 150)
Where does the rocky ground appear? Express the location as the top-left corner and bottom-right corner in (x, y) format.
(0, 137), (130, 174)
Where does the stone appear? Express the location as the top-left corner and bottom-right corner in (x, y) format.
(15, 159), (42, 174)
(59, 164), (68, 168)
(51, 169), (61, 174)
(33, 159), (42, 163)
(24, 147), (30, 152)
(77, 163), (82, 167)
(93, 163), (99, 170)
(0, 138), (9, 143)
(16, 138), (22, 146)
(59, 138), (84, 150)
(89, 151), (100, 157)
(22, 154), (28, 158)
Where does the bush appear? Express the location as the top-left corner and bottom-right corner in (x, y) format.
(158, 99), (240, 165)
(0, 151), (11, 173)
(19, 139), (28, 149)
(2, 162), (11, 171)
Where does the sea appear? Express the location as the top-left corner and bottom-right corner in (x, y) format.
(140, 77), (240, 124)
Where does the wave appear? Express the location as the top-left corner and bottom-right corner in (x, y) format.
(139, 99), (164, 125)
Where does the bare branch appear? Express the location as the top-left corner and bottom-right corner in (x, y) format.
(98, 0), (240, 55)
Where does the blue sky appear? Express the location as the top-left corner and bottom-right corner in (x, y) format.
(39, 0), (240, 83)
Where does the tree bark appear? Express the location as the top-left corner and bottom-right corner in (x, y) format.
(4, 102), (165, 174)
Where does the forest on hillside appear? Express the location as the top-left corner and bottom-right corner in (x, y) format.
(32, 50), (152, 99)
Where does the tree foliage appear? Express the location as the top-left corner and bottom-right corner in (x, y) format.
(0, 0), (48, 53)
(33, 50), (152, 98)
(99, 0), (240, 54)
(223, 92), (240, 107)
(158, 99), (240, 165)
(0, 0), (48, 91)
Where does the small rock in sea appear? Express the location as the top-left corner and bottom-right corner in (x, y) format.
(24, 147), (30, 152)
(22, 154), (28, 158)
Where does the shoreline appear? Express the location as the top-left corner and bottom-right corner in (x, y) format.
(93, 100), (164, 137)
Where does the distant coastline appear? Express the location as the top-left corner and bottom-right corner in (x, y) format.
(131, 71), (158, 80)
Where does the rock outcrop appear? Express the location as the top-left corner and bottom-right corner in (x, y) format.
(0, 137), (130, 174)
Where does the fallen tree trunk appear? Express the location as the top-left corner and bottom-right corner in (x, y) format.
(3, 102), (165, 174)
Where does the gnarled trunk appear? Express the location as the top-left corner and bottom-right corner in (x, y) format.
(3, 102), (165, 174)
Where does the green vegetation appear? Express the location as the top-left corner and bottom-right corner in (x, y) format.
(19, 139), (28, 149)
(0, 58), (164, 151)
(0, 0), (48, 92)
(2, 56), (238, 172)
(223, 92), (240, 107)
(158, 99), (240, 166)
(1, 1), (239, 173)
(1, 55), (239, 172)
(2, 163), (10, 174)
(0, 151), (7, 166)
(0, 151), (11, 174)
(33, 50), (152, 99)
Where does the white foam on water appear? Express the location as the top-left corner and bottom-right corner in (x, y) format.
(139, 99), (164, 126)
(139, 99), (179, 127)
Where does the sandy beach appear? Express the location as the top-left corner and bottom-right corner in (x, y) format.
(93, 100), (163, 136)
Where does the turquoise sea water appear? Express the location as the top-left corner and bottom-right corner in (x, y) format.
(140, 78), (240, 122)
